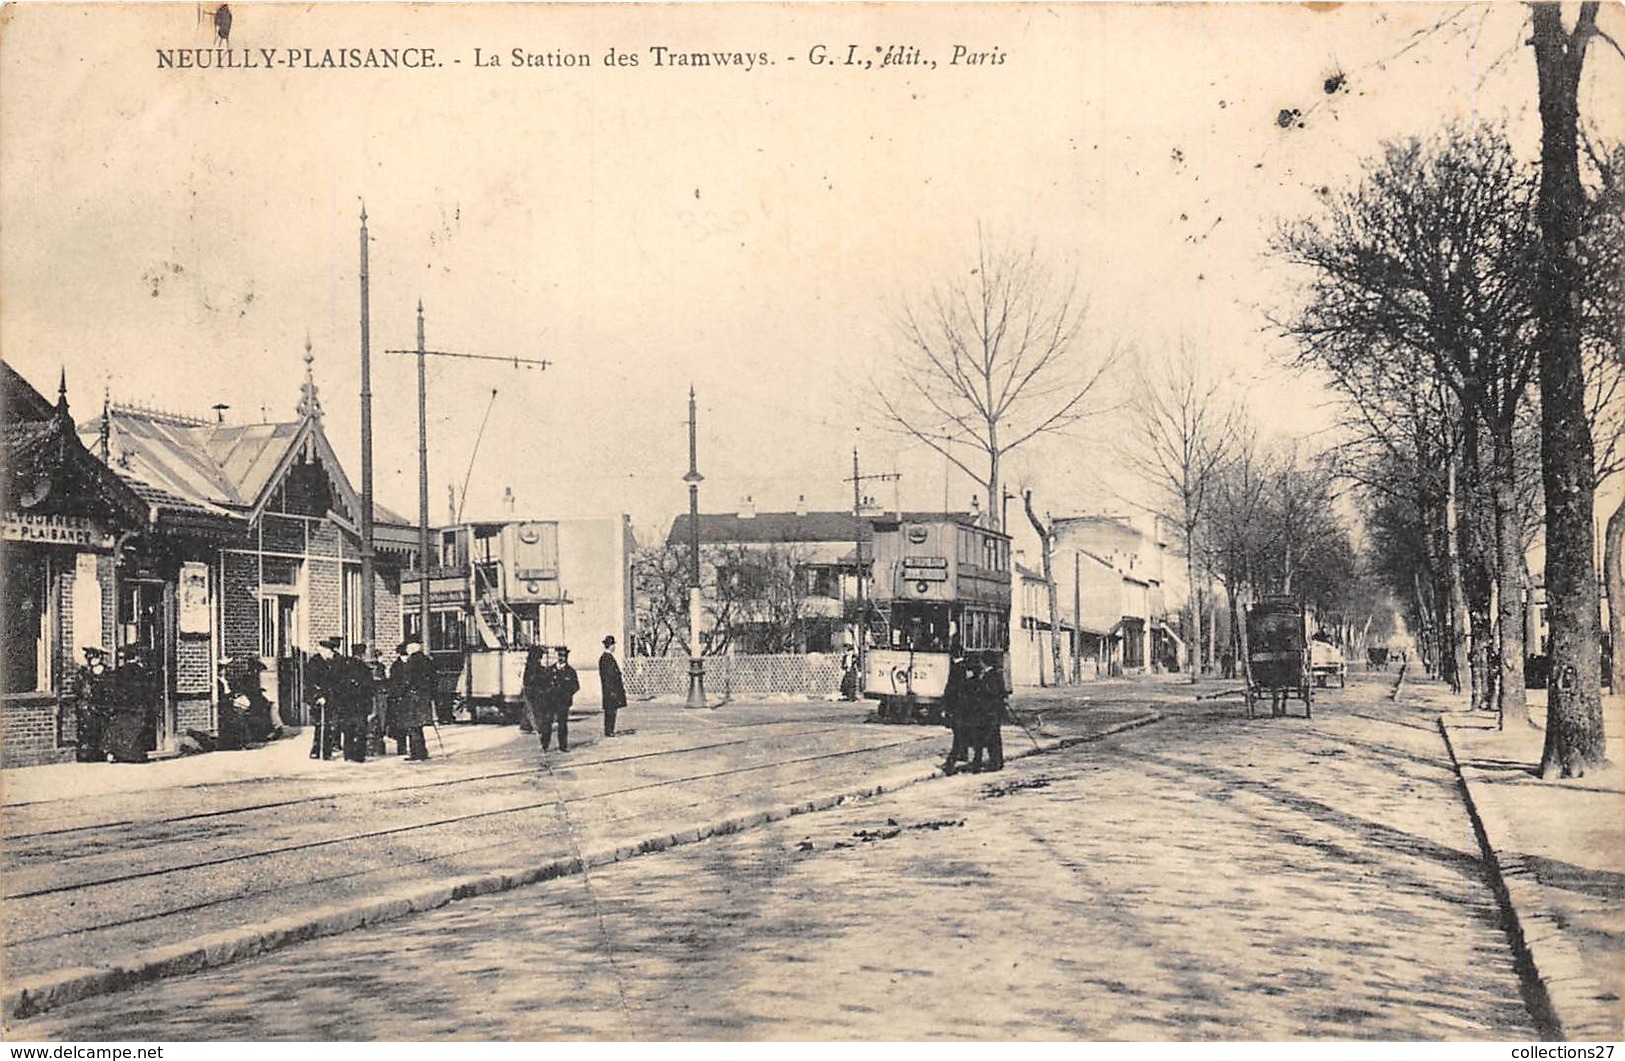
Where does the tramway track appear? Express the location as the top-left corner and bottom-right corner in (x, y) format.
(3, 720), (868, 844)
(3, 743), (877, 952)
(4, 732), (936, 904)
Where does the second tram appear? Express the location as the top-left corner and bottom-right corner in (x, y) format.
(863, 515), (1012, 720)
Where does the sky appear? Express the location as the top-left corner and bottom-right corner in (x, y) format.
(3, 2), (1621, 555)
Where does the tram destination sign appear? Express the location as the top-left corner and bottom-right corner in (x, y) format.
(2, 512), (115, 550)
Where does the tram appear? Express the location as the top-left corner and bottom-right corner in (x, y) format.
(863, 515), (1012, 720)
(402, 519), (574, 720)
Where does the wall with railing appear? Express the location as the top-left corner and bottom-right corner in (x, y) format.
(625, 653), (843, 699)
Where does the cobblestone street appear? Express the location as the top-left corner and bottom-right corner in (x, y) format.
(8, 678), (1538, 1041)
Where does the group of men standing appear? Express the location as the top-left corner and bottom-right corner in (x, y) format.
(521, 643), (580, 751)
(941, 642), (1006, 775)
(519, 635), (628, 753)
(308, 637), (436, 763)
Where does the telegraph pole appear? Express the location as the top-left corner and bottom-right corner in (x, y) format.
(684, 386), (707, 707)
(386, 302), (549, 657)
(845, 447), (900, 677)
(359, 205), (376, 652)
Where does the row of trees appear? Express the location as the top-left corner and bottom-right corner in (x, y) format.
(1274, 116), (1621, 774)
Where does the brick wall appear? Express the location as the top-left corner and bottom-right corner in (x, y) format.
(223, 552), (260, 659)
(376, 569), (402, 648)
(261, 513), (305, 553)
(2, 696), (72, 767)
(307, 557), (341, 643)
(176, 637), (212, 695)
(176, 695), (212, 735)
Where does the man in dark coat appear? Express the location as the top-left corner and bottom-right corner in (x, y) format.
(599, 635), (627, 737)
(541, 646), (579, 753)
(307, 637), (341, 760)
(385, 642), (411, 755)
(398, 641), (436, 761)
(940, 640), (971, 774)
(340, 643), (373, 762)
(522, 643), (551, 740)
(74, 648), (111, 762)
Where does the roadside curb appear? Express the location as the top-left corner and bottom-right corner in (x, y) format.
(1437, 718), (1619, 1042)
(3, 711), (1160, 1023)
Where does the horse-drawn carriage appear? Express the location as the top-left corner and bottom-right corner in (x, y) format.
(1243, 597), (1313, 719)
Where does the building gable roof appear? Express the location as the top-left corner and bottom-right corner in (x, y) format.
(77, 406), (365, 530)
(2, 361), (149, 528)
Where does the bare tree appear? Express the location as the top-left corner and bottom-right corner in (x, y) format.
(1126, 344), (1234, 683)
(1022, 488), (1065, 687)
(632, 542), (691, 657)
(875, 229), (1118, 531)
(1275, 126), (1543, 724)
(1530, 1), (1608, 776)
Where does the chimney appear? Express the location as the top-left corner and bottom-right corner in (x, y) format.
(795, 494), (808, 517)
(738, 495), (756, 519)
(503, 486), (516, 514)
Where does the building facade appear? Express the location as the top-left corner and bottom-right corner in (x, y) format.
(2, 364), (150, 767)
(73, 370), (418, 740)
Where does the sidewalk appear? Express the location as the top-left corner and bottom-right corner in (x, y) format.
(1426, 683), (1625, 1040)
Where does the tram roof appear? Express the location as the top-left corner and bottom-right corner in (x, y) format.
(667, 509), (974, 548)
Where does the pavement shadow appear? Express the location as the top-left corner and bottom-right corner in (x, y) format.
(1133, 751), (1487, 888)
(1522, 854), (1625, 903)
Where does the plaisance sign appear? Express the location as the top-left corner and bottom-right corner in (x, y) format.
(1, 512), (115, 550)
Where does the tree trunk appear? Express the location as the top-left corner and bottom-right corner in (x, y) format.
(1492, 432), (1529, 727)
(1606, 494), (1624, 695)
(1531, 1), (1606, 778)
(1187, 522), (1201, 684)
(1445, 453), (1472, 699)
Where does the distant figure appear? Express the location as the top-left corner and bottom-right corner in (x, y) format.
(599, 636), (627, 738)
(385, 642), (411, 755)
(941, 640), (972, 774)
(522, 644), (551, 739)
(212, 4), (232, 44)
(839, 644), (859, 701)
(74, 648), (111, 762)
(540, 646), (579, 753)
(399, 641), (436, 761)
(308, 636), (342, 760)
(341, 643), (372, 763)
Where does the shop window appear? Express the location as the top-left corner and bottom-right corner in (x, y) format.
(2, 552), (50, 694)
(341, 566), (362, 648)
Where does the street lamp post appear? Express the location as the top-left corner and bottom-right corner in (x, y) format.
(684, 386), (707, 707)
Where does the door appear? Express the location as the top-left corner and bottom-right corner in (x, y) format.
(261, 593), (303, 724)
(122, 580), (172, 752)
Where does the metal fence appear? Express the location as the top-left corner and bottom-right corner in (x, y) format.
(626, 654), (843, 699)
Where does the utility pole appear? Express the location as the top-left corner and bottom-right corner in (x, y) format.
(684, 386), (707, 707)
(386, 302), (549, 659)
(359, 205), (375, 654)
(845, 447), (900, 678)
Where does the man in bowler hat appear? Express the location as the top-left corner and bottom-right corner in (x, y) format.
(599, 635), (627, 737)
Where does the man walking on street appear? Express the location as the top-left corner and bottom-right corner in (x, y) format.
(399, 641), (436, 761)
(599, 635), (627, 738)
(541, 646), (579, 753)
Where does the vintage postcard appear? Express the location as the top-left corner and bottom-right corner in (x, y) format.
(2, 1), (1622, 1045)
